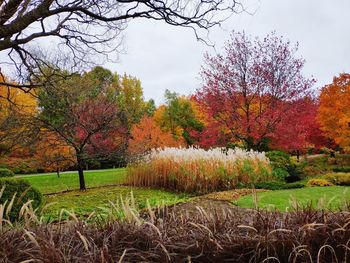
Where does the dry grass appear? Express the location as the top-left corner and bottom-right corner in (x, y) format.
(0, 198), (350, 262)
(127, 147), (272, 194)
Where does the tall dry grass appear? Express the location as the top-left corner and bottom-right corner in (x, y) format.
(127, 147), (273, 193)
(0, 197), (350, 262)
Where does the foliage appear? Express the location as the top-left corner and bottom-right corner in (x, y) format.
(271, 97), (330, 151)
(236, 186), (350, 211)
(154, 90), (204, 144)
(332, 167), (350, 173)
(19, 168), (127, 194)
(128, 116), (185, 155)
(0, 178), (42, 221)
(0, 168), (14, 178)
(115, 73), (154, 126)
(1, 203), (350, 262)
(266, 151), (291, 170)
(0, 76), (38, 155)
(307, 178), (333, 187)
(33, 131), (75, 175)
(318, 73), (350, 150)
(37, 68), (128, 189)
(127, 147), (272, 194)
(324, 173), (350, 186)
(265, 150), (301, 182)
(195, 31), (314, 150)
(254, 181), (305, 190)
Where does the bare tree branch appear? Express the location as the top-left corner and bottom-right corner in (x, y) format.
(0, 0), (242, 89)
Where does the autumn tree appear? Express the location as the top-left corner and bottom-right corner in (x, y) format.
(318, 73), (350, 151)
(116, 74), (154, 127)
(128, 116), (185, 155)
(195, 32), (315, 151)
(33, 131), (75, 177)
(38, 70), (127, 190)
(0, 0), (242, 90)
(269, 97), (330, 160)
(0, 75), (38, 155)
(154, 90), (203, 144)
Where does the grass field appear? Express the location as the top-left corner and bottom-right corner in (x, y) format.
(235, 186), (350, 211)
(16, 168), (189, 219)
(18, 168), (127, 194)
(43, 185), (189, 219)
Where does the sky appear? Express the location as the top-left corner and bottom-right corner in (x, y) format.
(105, 0), (350, 104)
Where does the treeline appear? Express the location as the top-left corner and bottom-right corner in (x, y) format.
(0, 32), (349, 189)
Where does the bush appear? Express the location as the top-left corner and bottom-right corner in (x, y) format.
(336, 154), (350, 166)
(332, 167), (350, 173)
(307, 178), (333, 187)
(266, 151), (291, 170)
(0, 178), (42, 221)
(128, 147), (273, 194)
(254, 181), (305, 190)
(266, 151), (302, 182)
(324, 173), (350, 186)
(0, 168), (14, 177)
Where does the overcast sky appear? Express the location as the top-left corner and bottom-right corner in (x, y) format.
(104, 0), (350, 104)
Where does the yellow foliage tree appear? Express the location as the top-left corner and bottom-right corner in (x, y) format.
(0, 75), (37, 155)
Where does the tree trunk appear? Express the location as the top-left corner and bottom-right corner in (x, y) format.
(56, 167), (60, 178)
(296, 150), (300, 162)
(77, 155), (86, 190)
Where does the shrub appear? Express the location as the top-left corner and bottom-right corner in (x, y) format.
(266, 151), (291, 170)
(266, 151), (302, 182)
(254, 181), (305, 190)
(307, 178), (333, 187)
(127, 147), (272, 194)
(271, 168), (289, 181)
(0, 178), (42, 221)
(336, 154), (350, 166)
(332, 167), (350, 173)
(0, 168), (14, 177)
(324, 173), (350, 185)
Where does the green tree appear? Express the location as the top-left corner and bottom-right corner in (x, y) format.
(157, 90), (203, 144)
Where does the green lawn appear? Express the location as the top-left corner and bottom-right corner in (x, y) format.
(43, 185), (189, 219)
(235, 186), (350, 211)
(18, 168), (126, 194)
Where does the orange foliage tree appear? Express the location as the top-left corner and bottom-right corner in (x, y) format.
(128, 116), (185, 155)
(318, 73), (350, 151)
(34, 131), (75, 177)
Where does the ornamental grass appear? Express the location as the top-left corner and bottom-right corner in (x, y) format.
(127, 147), (273, 194)
(1, 199), (350, 262)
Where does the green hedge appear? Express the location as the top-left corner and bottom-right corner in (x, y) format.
(0, 178), (42, 221)
(0, 168), (14, 177)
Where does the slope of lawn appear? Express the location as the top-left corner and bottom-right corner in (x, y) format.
(235, 186), (350, 211)
(43, 185), (189, 219)
(18, 168), (126, 194)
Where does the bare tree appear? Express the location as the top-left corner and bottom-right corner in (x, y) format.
(0, 0), (242, 90)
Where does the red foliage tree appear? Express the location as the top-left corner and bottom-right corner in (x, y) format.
(271, 97), (330, 155)
(195, 32), (315, 150)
